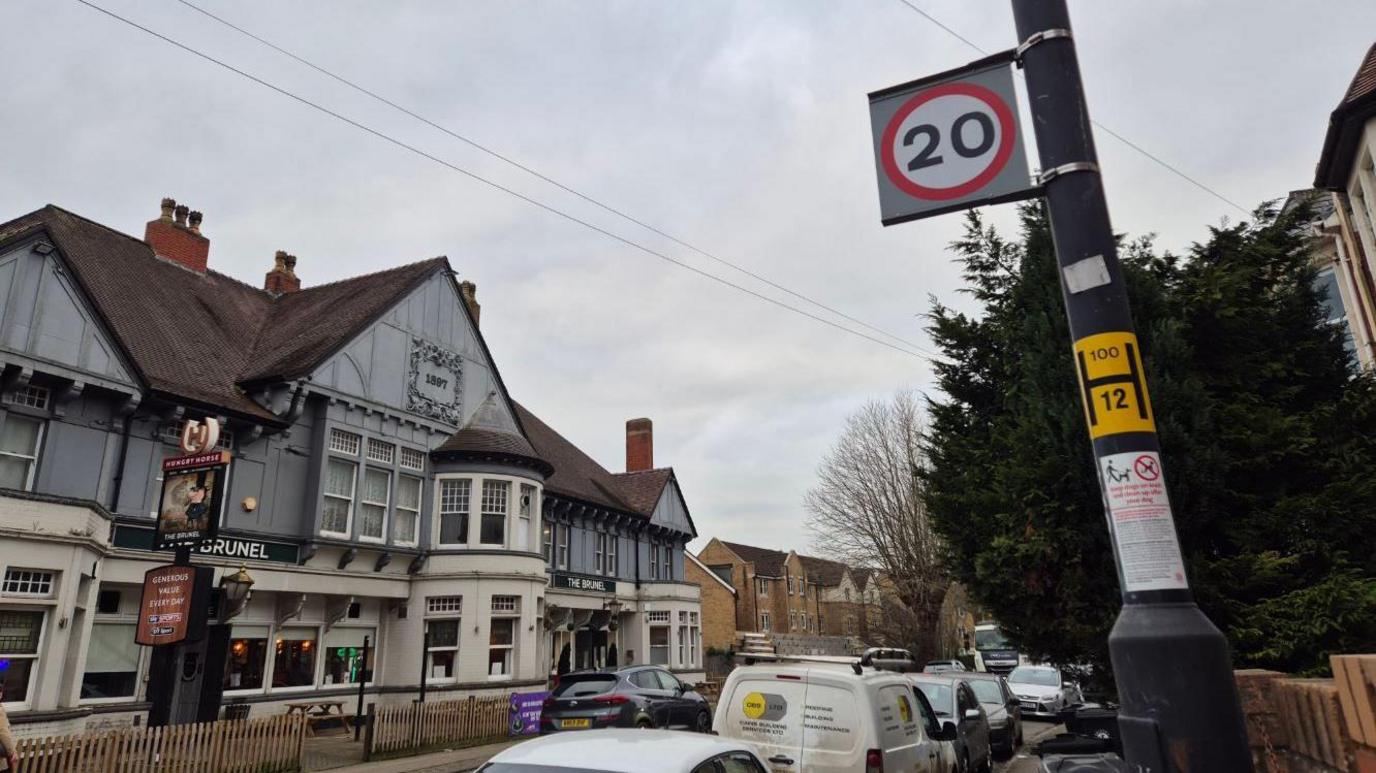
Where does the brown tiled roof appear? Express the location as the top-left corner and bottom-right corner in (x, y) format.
(513, 402), (638, 514)
(242, 258), (446, 382)
(611, 469), (672, 515)
(720, 541), (788, 577)
(1315, 43), (1376, 189)
(799, 555), (849, 587)
(1342, 42), (1376, 106)
(0, 206), (450, 423)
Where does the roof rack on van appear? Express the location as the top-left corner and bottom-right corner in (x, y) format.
(735, 648), (918, 675)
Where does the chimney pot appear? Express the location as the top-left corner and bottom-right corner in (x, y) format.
(459, 280), (481, 327)
(626, 418), (654, 472)
(265, 250), (301, 294)
(145, 197), (210, 273)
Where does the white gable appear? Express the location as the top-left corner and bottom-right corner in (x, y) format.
(0, 239), (136, 388)
(310, 271), (516, 431)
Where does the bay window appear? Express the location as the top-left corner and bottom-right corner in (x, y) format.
(358, 468), (390, 542)
(438, 479), (471, 545)
(321, 459), (355, 536)
(0, 414), (43, 491)
(0, 610), (43, 706)
(517, 484), (535, 552)
(480, 480), (509, 545)
(81, 621), (139, 700)
(394, 476), (421, 546)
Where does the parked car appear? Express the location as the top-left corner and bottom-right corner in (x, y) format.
(1005, 665), (1083, 719)
(716, 657), (954, 772)
(540, 666), (711, 733)
(478, 728), (772, 772)
(924, 659), (968, 673)
(909, 675), (993, 773)
(961, 672), (1022, 757)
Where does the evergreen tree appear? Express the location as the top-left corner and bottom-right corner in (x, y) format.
(924, 203), (1376, 678)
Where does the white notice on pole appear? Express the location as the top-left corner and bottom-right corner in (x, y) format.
(1098, 451), (1189, 592)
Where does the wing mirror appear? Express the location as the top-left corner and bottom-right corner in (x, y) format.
(963, 708), (982, 721)
(936, 721), (959, 741)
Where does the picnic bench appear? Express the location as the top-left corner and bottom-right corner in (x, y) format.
(285, 700), (352, 736)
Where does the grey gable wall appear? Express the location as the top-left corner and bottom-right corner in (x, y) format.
(308, 271), (516, 433)
(0, 237), (137, 390)
(648, 482), (693, 535)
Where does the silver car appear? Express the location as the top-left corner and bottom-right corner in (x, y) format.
(910, 675), (992, 773)
(962, 672), (1022, 757)
(1006, 665), (1083, 719)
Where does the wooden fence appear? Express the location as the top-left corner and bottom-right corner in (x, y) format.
(12, 713), (306, 773)
(367, 695), (511, 759)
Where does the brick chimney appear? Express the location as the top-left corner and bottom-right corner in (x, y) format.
(626, 418), (653, 472)
(264, 250), (301, 295)
(459, 280), (481, 327)
(144, 197), (210, 273)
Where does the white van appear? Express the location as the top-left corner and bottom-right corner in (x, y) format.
(714, 657), (955, 773)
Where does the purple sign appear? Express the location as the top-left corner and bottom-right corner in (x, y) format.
(510, 690), (550, 736)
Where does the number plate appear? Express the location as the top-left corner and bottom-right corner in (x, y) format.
(560, 718), (591, 729)
(1020, 702), (1036, 711)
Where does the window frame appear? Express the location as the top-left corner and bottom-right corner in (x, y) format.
(393, 474), (422, 548)
(487, 595), (521, 681)
(436, 477), (473, 547)
(479, 479), (510, 547)
(357, 467), (391, 544)
(557, 523), (570, 570)
(0, 413), (45, 492)
(424, 596), (463, 684)
(320, 457), (358, 538)
(0, 607), (47, 710)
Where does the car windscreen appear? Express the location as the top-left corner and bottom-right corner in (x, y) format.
(969, 680), (1003, 704)
(551, 676), (618, 698)
(1007, 667), (1059, 687)
(913, 682), (953, 715)
(975, 628), (1011, 649)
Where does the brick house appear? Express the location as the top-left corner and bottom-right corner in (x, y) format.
(684, 552), (736, 653)
(696, 539), (825, 636)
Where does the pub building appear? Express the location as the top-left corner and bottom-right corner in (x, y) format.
(0, 200), (702, 736)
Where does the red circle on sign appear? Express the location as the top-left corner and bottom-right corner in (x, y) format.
(1133, 455), (1160, 481)
(880, 81), (1017, 201)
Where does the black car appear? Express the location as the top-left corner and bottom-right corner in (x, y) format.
(963, 672), (1022, 757)
(540, 666), (711, 734)
(911, 675), (993, 773)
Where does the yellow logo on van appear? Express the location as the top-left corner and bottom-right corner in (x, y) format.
(897, 695), (912, 723)
(743, 692), (767, 719)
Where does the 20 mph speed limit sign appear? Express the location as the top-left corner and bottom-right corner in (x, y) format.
(869, 51), (1036, 225)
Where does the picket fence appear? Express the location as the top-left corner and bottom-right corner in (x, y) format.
(12, 714), (306, 773)
(367, 695), (510, 758)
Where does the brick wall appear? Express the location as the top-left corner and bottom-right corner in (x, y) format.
(685, 558), (737, 653)
(1236, 658), (1376, 772)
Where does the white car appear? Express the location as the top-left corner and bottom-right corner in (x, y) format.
(1005, 665), (1083, 718)
(715, 657), (954, 772)
(477, 729), (772, 772)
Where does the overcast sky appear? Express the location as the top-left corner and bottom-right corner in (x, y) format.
(3, 1), (1373, 556)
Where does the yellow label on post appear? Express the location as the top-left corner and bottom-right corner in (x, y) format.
(1073, 331), (1156, 439)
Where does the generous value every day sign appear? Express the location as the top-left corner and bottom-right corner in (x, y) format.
(134, 564), (212, 646)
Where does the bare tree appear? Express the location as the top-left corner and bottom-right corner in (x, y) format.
(805, 391), (949, 664)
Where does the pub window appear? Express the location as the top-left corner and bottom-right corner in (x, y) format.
(321, 459), (356, 536)
(606, 533), (618, 578)
(542, 522), (554, 565)
(438, 479), (472, 545)
(0, 415), (43, 491)
(488, 595), (519, 679)
(272, 627), (318, 689)
(323, 627), (374, 686)
(480, 480), (509, 546)
(649, 624), (670, 666)
(81, 621), (139, 700)
(224, 624), (269, 691)
(689, 612), (700, 667)
(594, 533), (607, 576)
(0, 610), (44, 707)
(426, 620), (459, 681)
(660, 545), (673, 580)
(365, 438), (395, 465)
(649, 544), (659, 579)
(1, 569), (54, 597)
(328, 428), (361, 456)
(427, 595), (463, 614)
(677, 611), (688, 666)
(394, 475), (421, 547)
(517, 484), (536, 552)
(358, 468), (390, 542)
(557, 524), (570, 570)
(96, 589), (121, 615)
(4, 385), (49, 410)
(399, 446), (425, 471)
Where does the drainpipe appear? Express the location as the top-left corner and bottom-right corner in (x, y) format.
(108, 410), (135, 511)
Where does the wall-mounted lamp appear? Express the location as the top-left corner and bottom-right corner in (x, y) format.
(219, 565), (255, 621)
